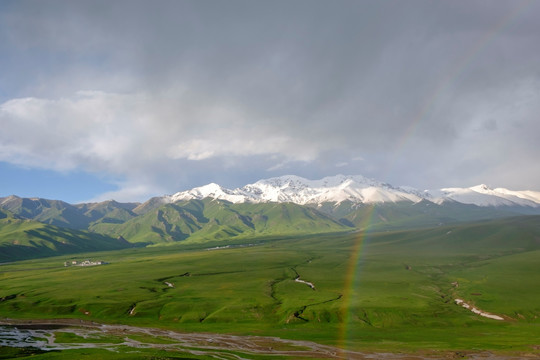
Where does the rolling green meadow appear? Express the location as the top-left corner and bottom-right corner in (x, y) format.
(1, 216), (540, 358)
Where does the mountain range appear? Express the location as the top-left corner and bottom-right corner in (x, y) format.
(2, 174), (540, 261)
(163, 174), (540, 208)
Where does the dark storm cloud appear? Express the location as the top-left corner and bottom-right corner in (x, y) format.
(1, 0), (539, 200)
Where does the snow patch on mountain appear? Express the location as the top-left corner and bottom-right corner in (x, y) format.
(170, 183), (249, 203)
(246, 174), (409, 204)
(427, 184), (540, 207)
(163, 175), (540, 209)
(168, 175), (423, 205)
(492, 188), (540, 204)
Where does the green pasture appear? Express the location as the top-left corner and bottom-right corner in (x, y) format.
(1, 216), (539, 358)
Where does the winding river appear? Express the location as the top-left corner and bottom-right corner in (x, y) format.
(0, 319), (379, 359)
(0, 319), (531, 359)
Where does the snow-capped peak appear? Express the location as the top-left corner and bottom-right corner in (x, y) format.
(492, 187), (540, 204)
(170, 183), (247, 203)
(426, 184), (540, 207)
(163, 175), (540, 208)
(470, 184), (492, 192)
(167, 175), (423, 205)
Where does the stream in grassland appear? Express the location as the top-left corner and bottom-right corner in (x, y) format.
(0, 320), (534, 359)
(0, 320), (378, 359)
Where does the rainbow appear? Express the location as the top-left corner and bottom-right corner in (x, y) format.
(337, 204), (378, 352)
(338, 2), (533, 351)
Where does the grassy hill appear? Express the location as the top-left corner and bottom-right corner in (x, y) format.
(0, 196), (139, 230)
(364, 215), (540, 255)
(101, 199), (352, 245)
(0, 209), (132, 262)
(76, 200), (138, 223)
(317, 199), (518, 230)
(0, 196), (90, 229)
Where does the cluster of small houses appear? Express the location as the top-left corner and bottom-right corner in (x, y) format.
(63, 259), (108, 267)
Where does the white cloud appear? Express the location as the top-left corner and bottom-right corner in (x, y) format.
(85, 181), (165, 203)
(0, 91), (324, 195)
(0, 91), (150, 172)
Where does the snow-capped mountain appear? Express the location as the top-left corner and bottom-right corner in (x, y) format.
(425, 184), (540, 208)
(165, 175), (540, 209)
(240, 175), (423, 204)
(169, 175), (424, 205)
(170, 182), (250, 204)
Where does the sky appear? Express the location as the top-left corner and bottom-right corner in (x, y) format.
(1, 0), (540, 203)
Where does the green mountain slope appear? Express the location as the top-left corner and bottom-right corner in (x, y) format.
(1, 191), (532, 229)
(0, 209), (131, 262)
(1, 193), (535, 252)
(101, 199), (352, 245)
(364, 215), (540, 257)
(0, 196), (139, 230)
(0, 196), (90, 229)
(317, 199), (517, 230)
(76, 200), (138, 222)
(132, 196), (169, 215)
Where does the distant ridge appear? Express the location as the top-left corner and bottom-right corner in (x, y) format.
(0, 195), (139, 230)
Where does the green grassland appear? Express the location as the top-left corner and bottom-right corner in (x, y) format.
(0, 346), (219, 360)
(1, 215), (539, 358)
